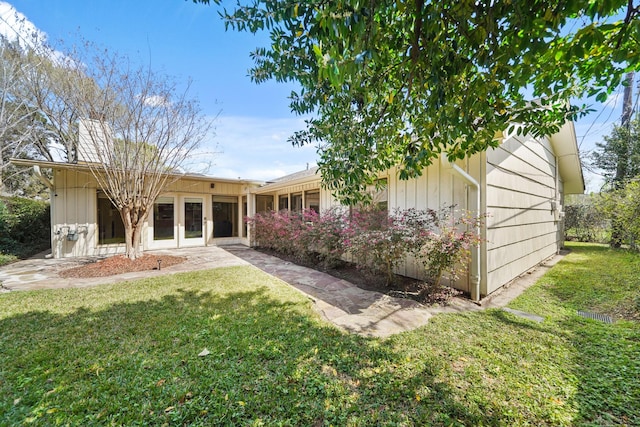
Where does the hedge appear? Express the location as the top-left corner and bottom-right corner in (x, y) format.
(0, 196), (50, 259)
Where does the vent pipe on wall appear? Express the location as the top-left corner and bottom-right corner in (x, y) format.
(441, 154), (482, 302)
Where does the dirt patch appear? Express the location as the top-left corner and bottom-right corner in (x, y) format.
(256, 248), (462, 305)
(59, 254), (186, 278)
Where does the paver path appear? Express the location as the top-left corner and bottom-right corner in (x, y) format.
(0, 245), (565, 337)
(223, 246), (480, 337)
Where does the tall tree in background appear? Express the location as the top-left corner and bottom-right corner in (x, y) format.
(0, 37), (40, 195)
(194, 0), (640, 202)
(592, 72), (640, 247)
(54, 46), (213, 259)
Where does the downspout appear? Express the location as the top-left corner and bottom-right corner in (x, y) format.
(441, 155), (482, 302)
(33, 165), (54, 190)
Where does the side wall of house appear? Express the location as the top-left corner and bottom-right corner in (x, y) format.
(51, 168), (102, 258)
(485, 133), (562, 295)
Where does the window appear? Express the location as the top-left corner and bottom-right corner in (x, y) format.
(242, 196), (247, 237)
(184, 198), (203, 239)
(305, 190), (320, 213)
(97, 193), (125, 244)
(256, 195), (274, 213)
(291, 192), (303, 212)
(278, 194), (289, 211)
(154, 197), (175, 240)
(213, 195), (238, 237)
(372, 178), (388, 211)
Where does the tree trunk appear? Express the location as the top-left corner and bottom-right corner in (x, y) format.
(611, 72), (635, 248)
(121, 206), (144, 260)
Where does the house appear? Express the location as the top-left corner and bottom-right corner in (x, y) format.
(11, 120), (583, 300)
(251, 121), (584, 301)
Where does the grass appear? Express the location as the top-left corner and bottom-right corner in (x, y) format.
(0, 252), (17, 266)
(0, 242), (638, 425)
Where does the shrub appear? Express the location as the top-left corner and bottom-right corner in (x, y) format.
(306, 206), (348, 268)
(0, 196), (50, 259)
(597, 180), (640, 250)
(342, 208), (434, 285)
(247, 209), (317, 262)
(416, 208), (484, 292)
(564, 195), (608, 243)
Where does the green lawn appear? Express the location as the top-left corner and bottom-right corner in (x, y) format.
(0, 252), (17, 267)
(0, 243), (638, 426)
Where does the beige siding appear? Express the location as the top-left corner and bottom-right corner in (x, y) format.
(51, 170), (255, 258)
(51, 169), (104, 258)
(388, 155), (484, 294)
(485, 133), (561, 295)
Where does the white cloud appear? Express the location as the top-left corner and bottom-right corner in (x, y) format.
(198, 114), (319, 181)
(0, 2), (47, 49)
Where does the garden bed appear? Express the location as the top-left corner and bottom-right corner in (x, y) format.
(255, 247), (463, 305)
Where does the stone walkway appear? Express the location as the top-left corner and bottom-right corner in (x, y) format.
(0, 245), (565, 337)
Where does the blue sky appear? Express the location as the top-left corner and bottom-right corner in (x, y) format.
(0, 1), (627, 191)
(0, 0), (317, 181)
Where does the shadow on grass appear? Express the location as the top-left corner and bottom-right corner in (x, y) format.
(1, 284), (525, 426)
(558, 317), (640, 426)
(507, 243), (640, 425)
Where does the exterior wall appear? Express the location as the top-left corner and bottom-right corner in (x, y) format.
(388, 156), (484, 294)
(484, 133), (562, 295)
(50, 168), (103, 258)
(50, 168), (254, 258)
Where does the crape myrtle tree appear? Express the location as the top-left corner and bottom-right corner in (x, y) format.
(40, 45), (212, 259)
(193, 0), (640, 203)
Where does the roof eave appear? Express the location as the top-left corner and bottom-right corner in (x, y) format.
(548, 121), (585, 194)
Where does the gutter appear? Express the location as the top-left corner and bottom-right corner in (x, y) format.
(441, 154), (482, 302)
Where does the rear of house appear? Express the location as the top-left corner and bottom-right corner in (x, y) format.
(17, 160), (261, 258)
(13, 120), (583, 300)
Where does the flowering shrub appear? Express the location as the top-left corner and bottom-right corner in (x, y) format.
(417, 208), (484, 291)
(306, 207), (348, 268)
(248, 204), (484, 295)
(247, 209), (317, 261)
(342, 208), (431, 285)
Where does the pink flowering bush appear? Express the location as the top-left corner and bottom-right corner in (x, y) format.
(248, 204), (484, 297)
(306, 207), (348, 268)
(342, 208), (430, 285)
(247, 209), (317, 261)
(417, 208), (484, 291)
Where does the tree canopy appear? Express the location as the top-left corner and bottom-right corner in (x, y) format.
(592, 113), (640, 189)
(195, 0), (640, 202)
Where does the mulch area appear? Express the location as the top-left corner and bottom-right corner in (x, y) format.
(59, 254), (186, 278)
(256, 248), (462, 305)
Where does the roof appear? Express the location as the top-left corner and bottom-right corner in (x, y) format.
(254, 166), (321, 193)
(266, 166), (319, 184)
(548, 120), (585, 194)
(8, 158), (265, 186)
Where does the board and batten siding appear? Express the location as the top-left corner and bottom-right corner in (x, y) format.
(387, 155), (485, 294)
(485, 133), (561, 295)
(50, 169), (255, 258)
(51, 168), (101, 258)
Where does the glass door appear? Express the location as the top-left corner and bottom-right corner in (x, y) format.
(181, 197), (204, 246)
(213, 195), (238, 237)
(151, 196), (177, 248)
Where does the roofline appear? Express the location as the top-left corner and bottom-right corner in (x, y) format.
(9, 158), (265, 186)
(254, 170), (321, 193)
(548, 120), (585, 194)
